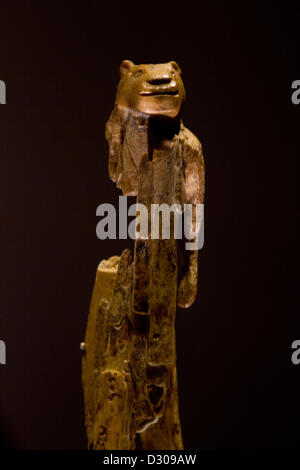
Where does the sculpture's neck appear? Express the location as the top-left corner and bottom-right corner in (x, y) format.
(148, 116), (181, 148)
(118, 106), (181, 148)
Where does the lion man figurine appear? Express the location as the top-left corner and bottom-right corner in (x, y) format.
(82, 60), (205, 450)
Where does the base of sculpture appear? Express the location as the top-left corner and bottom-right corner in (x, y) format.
(82, 253), (183, 450)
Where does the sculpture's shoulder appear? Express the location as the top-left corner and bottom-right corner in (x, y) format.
(179, 123), (203, 157)
(178, 123), (205, 203)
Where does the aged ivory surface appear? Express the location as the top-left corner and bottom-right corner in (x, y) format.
(82, 60), (205, 450)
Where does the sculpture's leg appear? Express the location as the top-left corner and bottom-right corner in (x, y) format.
(82, 257), (117, 448)
(139, 237), (183, 449)
(92, 369), (134, 450)
(139, 367), (183, 450)
(82, 251), (136, 450)
(132, 151), (184, 449)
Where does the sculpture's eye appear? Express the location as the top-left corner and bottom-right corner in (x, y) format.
(133, 68), (144, 77)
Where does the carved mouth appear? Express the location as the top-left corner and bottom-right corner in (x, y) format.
(139, 90), (179, 96)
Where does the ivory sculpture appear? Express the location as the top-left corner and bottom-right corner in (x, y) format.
(82, 60), (205, 450)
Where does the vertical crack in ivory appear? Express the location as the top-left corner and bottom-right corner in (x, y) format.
(82, 60), (205, 450)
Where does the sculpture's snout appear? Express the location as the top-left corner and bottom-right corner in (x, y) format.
(140, 77), (178, 96)
(147, 77), (172, 85)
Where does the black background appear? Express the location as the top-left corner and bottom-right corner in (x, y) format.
(0, 2), (299, 450)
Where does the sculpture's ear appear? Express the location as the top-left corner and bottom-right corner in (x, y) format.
(120, 60), (135, 78)
(170, 61), (182, 74)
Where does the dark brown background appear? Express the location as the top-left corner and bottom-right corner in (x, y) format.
(0, 2), (299, 449)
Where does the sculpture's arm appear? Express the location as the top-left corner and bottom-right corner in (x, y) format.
(105, 107), (123, 184)
(177, 127), (205, 308)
